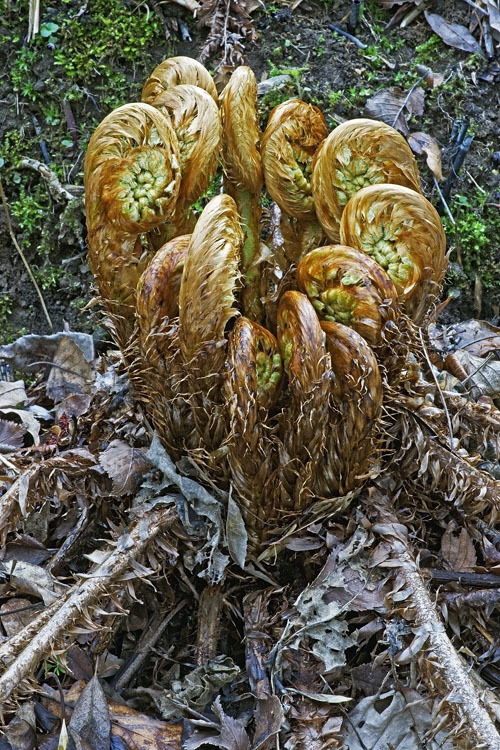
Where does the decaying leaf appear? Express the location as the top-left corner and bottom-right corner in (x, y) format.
(441, 522), (477, 572)
(408, 131), (443, 180)
(424, 12), (484, 56)
(451, 349), (500, 399)
(0, 332), (94, 373)
(364, 86), (425, 135)
(109, 702), (183, 750)
(0, 380), (27, 408)
(3, 559), (67, 605)
(0, 598), (37, 636)
(99, 439), (151, 496)
(184, 696), (251, 749)
(46, 335), (95, 402)
(69, 676), (111, 750)
(0, 418), (26, 451)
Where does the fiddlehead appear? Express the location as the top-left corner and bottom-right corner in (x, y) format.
(296, 245), (399, 346)
(224, 317), (282, 547)
(144, 84), (222, 242)
(142, 56), (218, 105)
(312, 118), (421, 243)
(340, 184), (447, 323)
(221, 66), (264, 320)
(84, 102), (181, 348)
(261, 100), (328, 263)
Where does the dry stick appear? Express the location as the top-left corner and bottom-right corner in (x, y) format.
(20, 157), (76, 202)
(374, 499), (500, 750)
(196, 584), (224, 665)
(0, 179), (53, 332)
(0, 505), (177, 704)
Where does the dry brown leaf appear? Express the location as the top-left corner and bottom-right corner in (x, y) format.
(408, 132), (443, 180)
(424, 12), (484, 55)
(364, 86), (425, 135)
(0, 418), (26, 451)
(46, 335), (95, 402)
(98, 439), (151, 495)
(441, 522), (477, 572)
(0, 380), (27, 408)
(69, 676), (111, 750)
(0, 598), (37, 636)
(5, 560), (67, 604)
(451, 349), (500, 399)
(109, 702), (182, 750)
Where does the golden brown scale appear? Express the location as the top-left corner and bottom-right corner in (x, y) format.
(84, 102), (181, 350)
(312, 118), (422, 243)
(144, 84), (222, 243)
(340, 183), (447, 324)
(142, 56), (218, 105)
(220, 67), (264, 320)
(224, 317), (282, 548)
(296, 245), (399, 346)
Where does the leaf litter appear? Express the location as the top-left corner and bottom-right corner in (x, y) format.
(2, 308), (500, 748)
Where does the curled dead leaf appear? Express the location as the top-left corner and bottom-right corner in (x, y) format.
(408, 131), (443, 180)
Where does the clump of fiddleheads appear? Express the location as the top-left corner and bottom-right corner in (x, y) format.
(84, 102), (181, 349)
(312, 118), (421, 243)
(142, 55), (218, 105)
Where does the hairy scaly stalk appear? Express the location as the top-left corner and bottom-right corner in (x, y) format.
(142, 56), (218, 105)
(312, 118), (421, 242)
(262, 100), (328, 263)
(221, 67), (264, 321)
(144, 84), (222, 248)
(340, 184), (447, 324)
(179, 194), (243, 455)
(297, 245), (399, 346)
(84, 103), (181, 350)
(319, 321), (382, 496)
(276, 291), (332, 511)
(224, 317), (282, 549)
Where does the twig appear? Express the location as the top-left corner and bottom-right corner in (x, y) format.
(400, 3), (426, 28)
(425, 569), (500, 588)
(419, 329), (455, 450)
(196, 584), (224, 665)
(112, 599), (187, 691)
(326, 24), (368, 49)
(19, 158), (76, 202)
(391, 72), (427, 130)
(0, 178), (54, 332)
(0, 504), (177, 704)
(373, 497), (500, 749)
(433, 175), (455, 225)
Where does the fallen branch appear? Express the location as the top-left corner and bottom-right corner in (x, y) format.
(373, 494), (500, 749)
(0, 504), (177, 705)
(19, 157), (77, 202)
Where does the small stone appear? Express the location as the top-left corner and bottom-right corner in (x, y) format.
(34, 80), (46, 92)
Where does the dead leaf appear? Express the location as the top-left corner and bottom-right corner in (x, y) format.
(451, 349), (500, 399)
(226, 495), (247, 568)
(415, 64), (445, 88)
(99, 440), (151, 495)
(364, 86), (425, 135)
(441, 522), (477, 571)
(109, 702), (182, 750)
(4, 702), (37, 750)
(0, 380), (27, 408)
(487, 1), (500, 35)
(4, 559), (67, 605)
(0, 598), (37, 636)
(0, 418), (26, 451)
(408, 132), (443, 180)
(46, 335), (95, 402)
(69, 676), (111, 750)
(0, 332), (94, 374)
(425, 12), (484, 55)
(55, 393), (91, 420)
(0, 408), (40, 445)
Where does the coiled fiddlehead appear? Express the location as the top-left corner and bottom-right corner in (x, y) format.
(296, 245), (399, 346)
(142, 56), (218, 105)
(319, 321), (383, 497)
(84, 102), (181, 349)
(277, 291), (332, 511)
(340, 184), (447, 323)
(221, 66), (264, 321)
(224, 317), (282, 548)
(179, 194), (243, 451)
(144, 84), (222, 242)
(262, 100), (328, 263)
(312, 118), (421, 243)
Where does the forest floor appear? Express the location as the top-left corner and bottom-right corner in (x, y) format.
(1, 1), (500, 749)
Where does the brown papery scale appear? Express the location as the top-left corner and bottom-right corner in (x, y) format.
(312, 118), (421, 243)
(297, 245), (399, 346)
(84, 102), (181, 350)
(224, 317), (282, 548)
(319, 320), (383, 497)
(142, 56), (218, 105)
(144, 84), (222, 242)
(340, 183), (447, 324)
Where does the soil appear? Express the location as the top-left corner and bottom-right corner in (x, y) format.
(0, 0), (499, 341)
